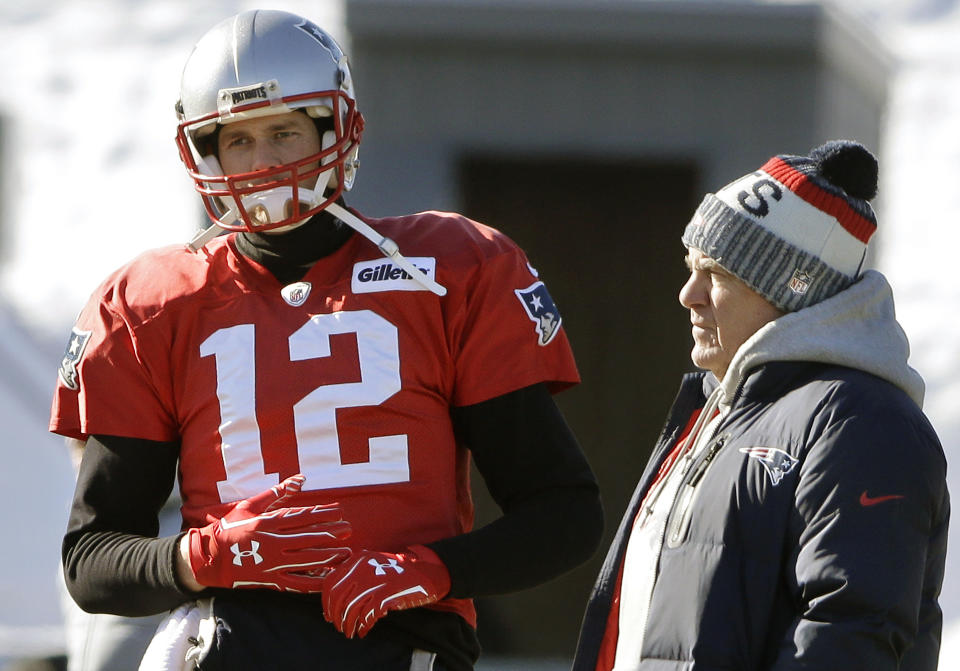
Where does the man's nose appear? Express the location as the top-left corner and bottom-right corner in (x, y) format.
(250, 141), (283, 171)
(679, 273), (708, 309)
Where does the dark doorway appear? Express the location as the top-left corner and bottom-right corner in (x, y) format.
(458, 154), (701, 657)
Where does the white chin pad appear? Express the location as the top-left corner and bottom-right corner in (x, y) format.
(233, 186), (318, 227)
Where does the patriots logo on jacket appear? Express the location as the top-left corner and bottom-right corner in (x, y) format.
(515, 281), (562, 346)
(739, 446), (798, 486)
(58, 327), (91, 391)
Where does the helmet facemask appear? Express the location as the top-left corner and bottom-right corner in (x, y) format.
(176, 88), (362, 234)
(174, 11), (364, 235)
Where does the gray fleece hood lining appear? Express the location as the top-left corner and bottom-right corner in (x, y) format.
(718, 270), (924, 409)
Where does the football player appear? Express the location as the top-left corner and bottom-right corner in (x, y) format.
(51, 10), (602, 671)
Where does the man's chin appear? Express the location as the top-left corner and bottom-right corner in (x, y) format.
(690, 348), (721, 374)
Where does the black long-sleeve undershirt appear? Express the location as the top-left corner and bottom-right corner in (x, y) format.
(439, 384), (603, 598)
(61, 382), (603, 615)
(62, 434), (184, 615)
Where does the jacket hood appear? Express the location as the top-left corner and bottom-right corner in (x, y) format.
(719, 270), (925, 408)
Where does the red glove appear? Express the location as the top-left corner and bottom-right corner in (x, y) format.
(321, 544), (451, 638)
(187, 474), (351, 592)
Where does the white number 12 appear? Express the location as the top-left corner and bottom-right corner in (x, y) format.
(200, 310), (409, 503)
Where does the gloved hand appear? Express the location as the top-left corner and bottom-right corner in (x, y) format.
(321, 544), (451, 638)
(187, 474), (351, 592)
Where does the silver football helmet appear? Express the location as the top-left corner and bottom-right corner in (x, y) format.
(175, 10), (363, 233)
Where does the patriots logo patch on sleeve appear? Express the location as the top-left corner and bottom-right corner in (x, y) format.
(58, 327), (91, 391)
(515, 281), (562, 346)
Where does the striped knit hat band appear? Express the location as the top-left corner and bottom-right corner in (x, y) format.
(682, 140), (879, 312)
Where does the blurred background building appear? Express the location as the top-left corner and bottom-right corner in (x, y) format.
(1, 0), (957, 668)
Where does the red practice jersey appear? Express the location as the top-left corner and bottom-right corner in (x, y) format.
(50, 210), (579, 625)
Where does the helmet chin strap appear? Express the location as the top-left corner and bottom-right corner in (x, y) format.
(187, 221), (226, 251)
(187, 197), (447, 297)
(325, 202), (447, 296)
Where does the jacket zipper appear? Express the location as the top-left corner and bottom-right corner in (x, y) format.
(666, 435), (726, 548)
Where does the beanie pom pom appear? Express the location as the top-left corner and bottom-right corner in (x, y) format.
(809, 140), (878, 201)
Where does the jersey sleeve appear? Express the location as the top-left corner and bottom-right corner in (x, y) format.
(450, 241), (579, 407)
(50, 292), (177, 442)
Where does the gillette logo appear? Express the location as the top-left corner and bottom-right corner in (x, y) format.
(358, 263), (419, 283)
(352, 257), (437, 294)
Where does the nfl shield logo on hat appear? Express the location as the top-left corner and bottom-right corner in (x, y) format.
(788, 269), (813, 296)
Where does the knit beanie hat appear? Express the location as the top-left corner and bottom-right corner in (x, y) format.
(681, 140), (879, 312)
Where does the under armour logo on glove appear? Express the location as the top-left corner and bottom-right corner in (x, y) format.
(321, 545), (451, 639)
(230, 542), (263, 566)
(369, 557), (403, 575)
(187, 474), (353, 592)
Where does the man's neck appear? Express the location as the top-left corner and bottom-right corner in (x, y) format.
(235, 210), (354, 285)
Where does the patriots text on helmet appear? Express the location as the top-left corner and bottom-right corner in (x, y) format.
(230, 86), (268, 105)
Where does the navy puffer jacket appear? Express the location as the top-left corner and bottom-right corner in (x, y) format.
(573, 272), (949, 671)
